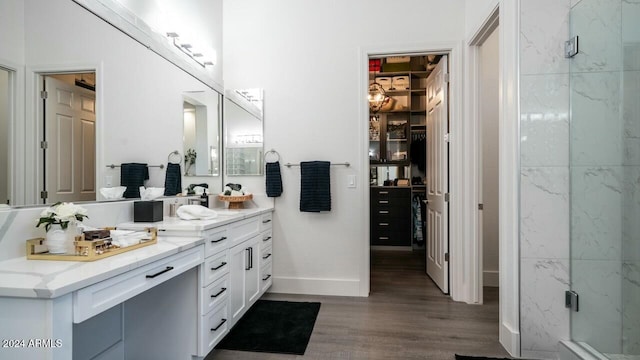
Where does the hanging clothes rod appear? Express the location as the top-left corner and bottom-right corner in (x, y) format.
(284, 162), (350, 168)
(106, 164), (165, 169)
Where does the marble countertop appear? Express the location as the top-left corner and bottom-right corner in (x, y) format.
(117, 207), (273, 232)
(0, 236), (204, 299)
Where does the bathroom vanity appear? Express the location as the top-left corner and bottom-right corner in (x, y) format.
(0, 207), (273, 360)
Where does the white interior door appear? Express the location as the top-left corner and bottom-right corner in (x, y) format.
(43, 76), (96, 203)
(426, 55), (449, 294)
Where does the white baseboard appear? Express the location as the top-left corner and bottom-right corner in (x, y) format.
(483, 270), (499, 287)
(500, 322), (520, 358)
(522, 349), (558, 360)
(269, 276), (362, 297)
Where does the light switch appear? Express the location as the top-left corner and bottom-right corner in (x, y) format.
(347, 175), (356, 188)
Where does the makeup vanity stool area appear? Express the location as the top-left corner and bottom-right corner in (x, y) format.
(0, 208), (273, 360)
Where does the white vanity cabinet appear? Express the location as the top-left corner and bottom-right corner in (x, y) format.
(229, 234), (260, 325)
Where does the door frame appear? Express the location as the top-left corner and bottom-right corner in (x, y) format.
(465, 1), (521, 357)
(26, 63), (103, 205)
(0, 58), (24, 206)
(359, 41), (463, 299)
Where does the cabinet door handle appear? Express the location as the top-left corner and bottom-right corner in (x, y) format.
(145, 266), (174, 279)
(379, 236), (389, 240)
(379, 191), (389, 194)
(262, 274), (271, 281)
(262, 253), (272, 260)
(379, 223), (389, 226)
(263, 236), (272, 242)
(379, 210), (389, 214)
(211, 262), (227, 271)
(211, 318), (227, 332)
(211, 287), (227, 298)
(245, 248), (251, 271)
(211, 236), (227, 243)
(379, 200), (389, 204)
(250, 247), (253, 269)
(262, 219), (271, 224)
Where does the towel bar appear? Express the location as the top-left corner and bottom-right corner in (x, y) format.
(106, 164), (165, 169)
(284, 162), (350, 168)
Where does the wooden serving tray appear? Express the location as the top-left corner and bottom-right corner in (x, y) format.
(26, 227), (158, 262)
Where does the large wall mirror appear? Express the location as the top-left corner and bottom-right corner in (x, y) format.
(224, 89), (264, 176)
(0, 0), (224, 207)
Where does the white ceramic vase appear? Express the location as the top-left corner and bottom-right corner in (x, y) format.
(45, 223), (78, 255)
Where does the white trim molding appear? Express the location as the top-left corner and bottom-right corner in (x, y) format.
(359, 41), (464, 299)
(270, 276), (361, 297)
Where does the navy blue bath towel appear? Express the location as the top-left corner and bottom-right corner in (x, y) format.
(164, 163), (182, 196)
(266, 161), (283, 197)
(300, 161), (331, 212)
(120, 163), (149, 198)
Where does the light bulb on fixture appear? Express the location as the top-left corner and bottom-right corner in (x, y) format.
(368, 82), (389, 113)
(166, 32), (215, 68)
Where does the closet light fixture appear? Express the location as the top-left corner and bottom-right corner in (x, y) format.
(368, 81), (389, 113)
(166, 32), (215, 68)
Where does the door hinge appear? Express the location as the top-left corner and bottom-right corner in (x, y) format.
(444, 253), (450, 262)
(565, 290), (579, 312)
(40, 141), (48, 149)
(40, 191), (48, 200)
(478, 203), (484, 210)
(444, 133), (451, 142)
(40, 90), (48, 99)
(565, 36), (579, 58)
(444, 73), (450, 83)
(444, 193), (450, 202)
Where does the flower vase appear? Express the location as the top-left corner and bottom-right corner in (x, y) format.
(45, 223), (78, 255)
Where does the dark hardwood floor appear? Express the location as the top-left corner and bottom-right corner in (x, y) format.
(208, 250), (510, 360)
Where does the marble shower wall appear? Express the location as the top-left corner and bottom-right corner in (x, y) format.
(519, 0), (572, 358)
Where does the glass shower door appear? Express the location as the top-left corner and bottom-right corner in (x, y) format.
(569, 0), (640, 357)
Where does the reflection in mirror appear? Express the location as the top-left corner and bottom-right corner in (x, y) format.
(182, 91), (221, 177)
(0, 68), (9, 205)
(41, 73), (96, 204)
(224, 89), (264, 176)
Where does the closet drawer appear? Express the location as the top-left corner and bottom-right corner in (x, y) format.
(260, 263), (273, 293)
(199, 301), (229, 355)
(259, 212), (273, 232)
(371, 229), (411, 246)
(73, 246), (204, 323)
(202, 250), (229, 287)
(371, 218), (411, 232)
(229, 217), (260, 248)
(204, 227), (229, 258)
(201, 275), (229, 315)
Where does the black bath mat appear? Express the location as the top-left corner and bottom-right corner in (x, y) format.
(455, 355), (513, 360)
(218, 300), (321, 355)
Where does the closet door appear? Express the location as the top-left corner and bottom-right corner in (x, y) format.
(425, 55), (449, 294)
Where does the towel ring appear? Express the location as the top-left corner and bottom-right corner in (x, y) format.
(168, 150), (182, 165)
(264, 149), (281, 163)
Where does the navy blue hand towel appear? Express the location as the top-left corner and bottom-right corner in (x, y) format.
(300, 161), (331, 212)
(266, 161), (283, 197)
(120, 163), (149, 198)
(164, 163), (182, 196)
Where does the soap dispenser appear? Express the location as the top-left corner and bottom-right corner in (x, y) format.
(200, 189), (209, 208)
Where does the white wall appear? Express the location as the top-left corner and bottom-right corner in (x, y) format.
(479, 27), (499, 288)
(0, 70), (8, 205)
(223, 0), (466, 296)
(465, 0), (499, 40)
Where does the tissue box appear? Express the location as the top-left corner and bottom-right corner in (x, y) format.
(134, 201), (163, 222)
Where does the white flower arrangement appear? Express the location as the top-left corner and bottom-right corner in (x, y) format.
(36, 202), (89, 231)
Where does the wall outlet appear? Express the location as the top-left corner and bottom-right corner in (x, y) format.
(105, 175), (113, 187)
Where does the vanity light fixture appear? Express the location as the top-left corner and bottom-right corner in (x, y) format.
(166, 32), (215, 68)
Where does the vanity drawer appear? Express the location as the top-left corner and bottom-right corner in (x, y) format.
(74, 246), (204, 323)
(201, 275), (229, 315)
(199, 301), (229, 355)
(260, 263), (273, 293)
(202, 250), (229, 287)
(261, 229), (273, 249)
(204, 227), (229, 258)
(229, 217), (260, 248)
(260, 244), (273, 268)
(259, 212), (273, 232)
